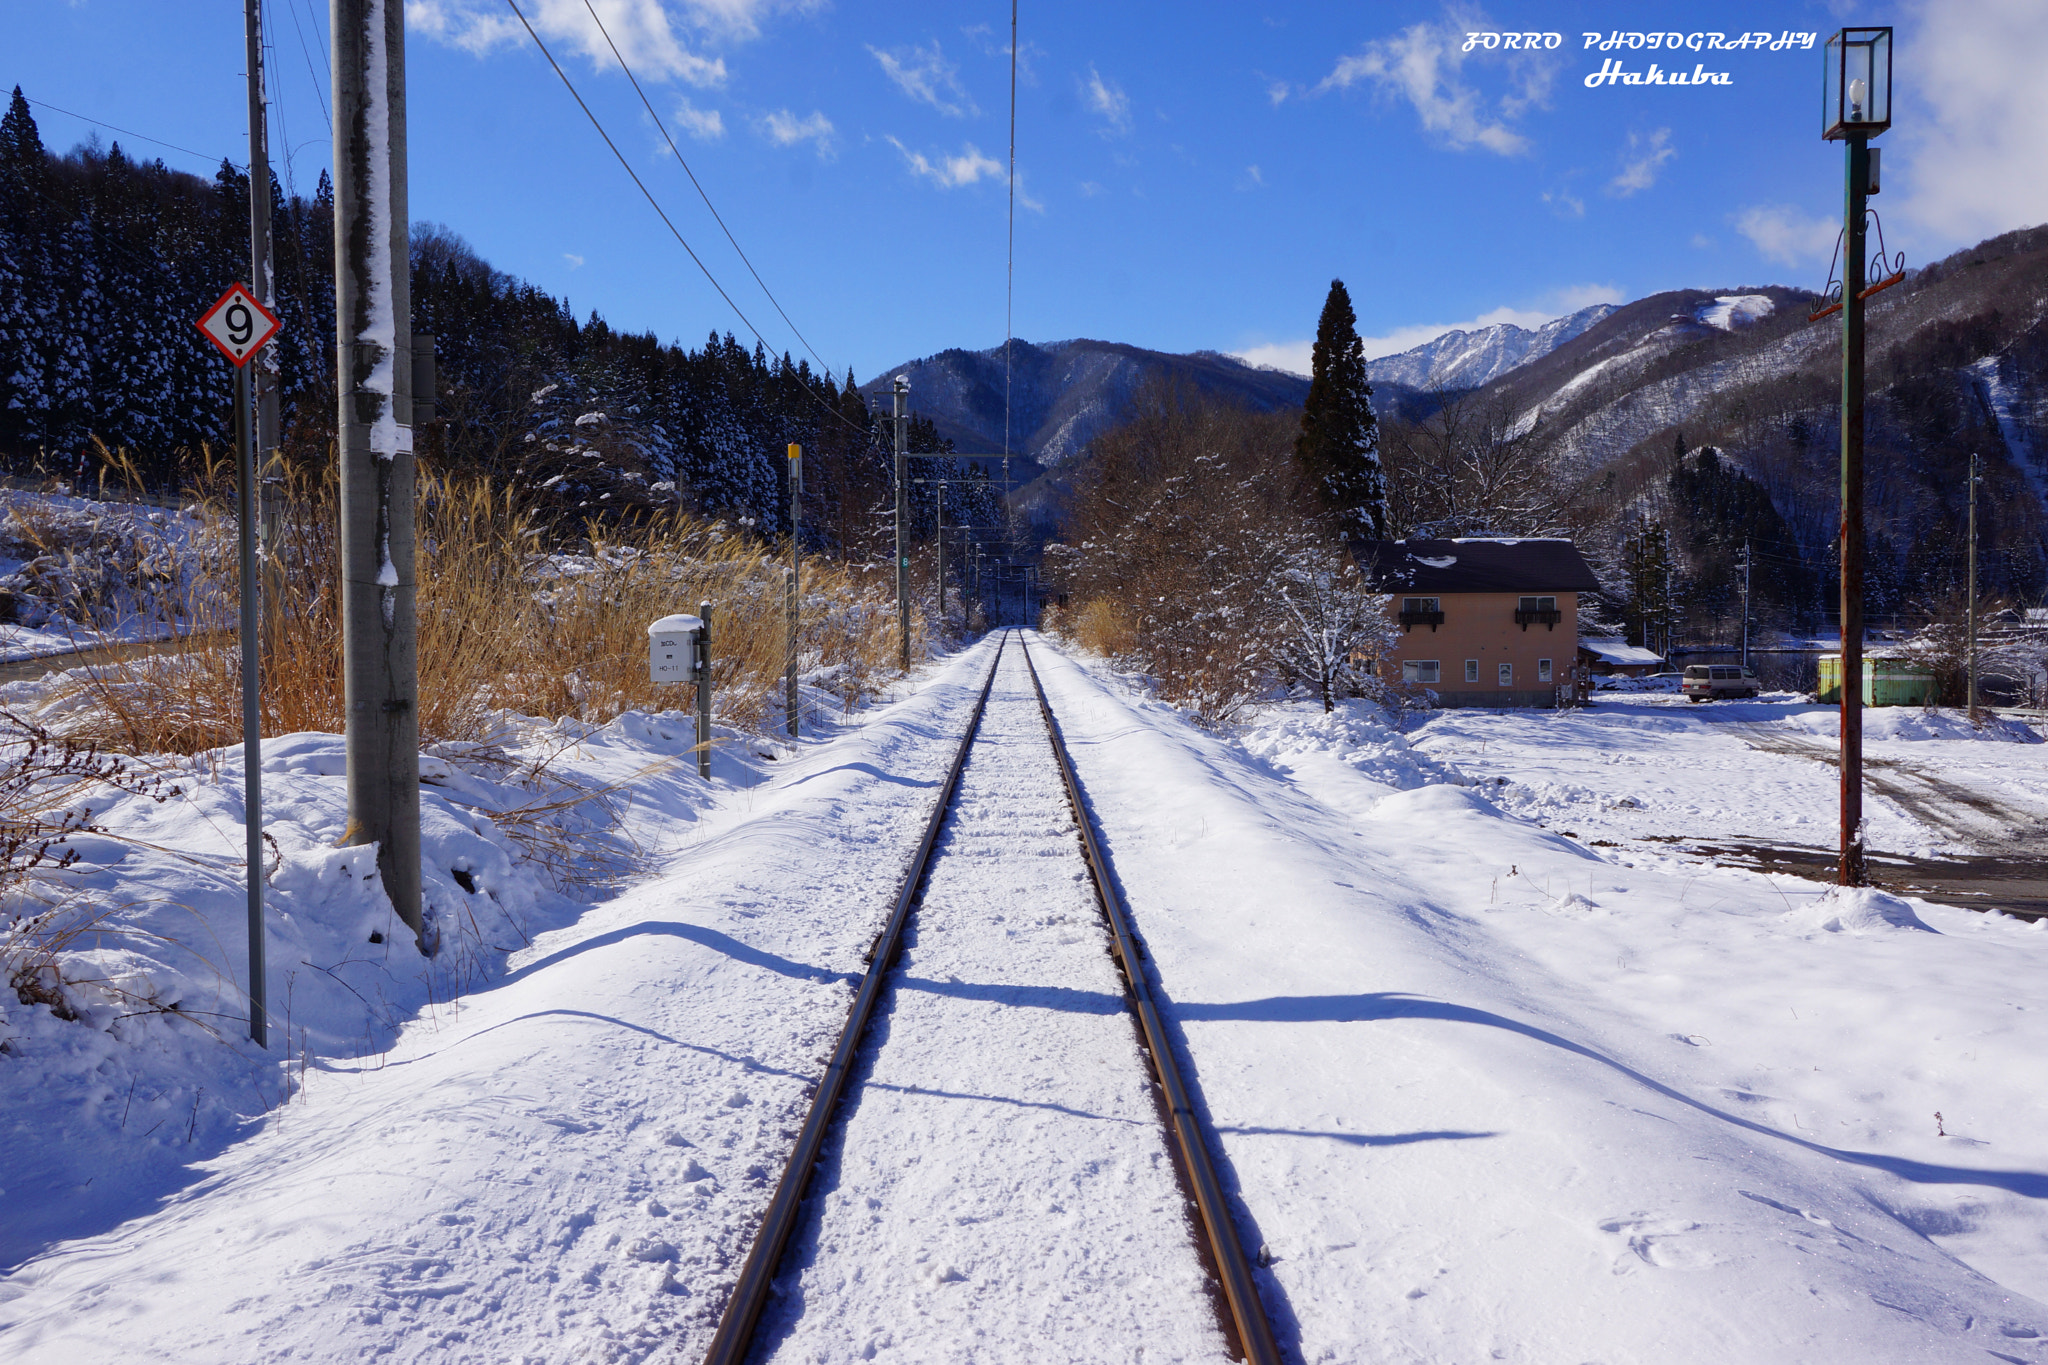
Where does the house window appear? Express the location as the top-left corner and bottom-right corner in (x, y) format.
(1403, 660), (1441, 684)
(1515, 595), (1562, 630)
(1464, 659), (1479, 682)
(1498, 662), (1513, 686)
(1398, 597), (1444, 631)
(1538, 658), (1553, 682)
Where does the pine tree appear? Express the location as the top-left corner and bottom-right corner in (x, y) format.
(1295, 279), (1385, 537)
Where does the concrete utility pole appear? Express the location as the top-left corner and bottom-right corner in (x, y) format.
(333, 0), (422, 945)
(893, 375), (910, 672)
(1967, 450), (1979, 721)
(787, 443), (801, 738)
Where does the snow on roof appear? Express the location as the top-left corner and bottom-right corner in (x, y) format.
(1579, 637), (1665, 666)
(1353, 538), (1602, 595)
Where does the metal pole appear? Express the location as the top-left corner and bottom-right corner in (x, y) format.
(893, 376), (909, 672)
(696, 600), (713, 781)
(1741, 538), (1752, 670)
(234, 360), (266, 1047)
(334, 0), (422, 943)
(1839, 133), (1869, 887)
(934, 482), (946, 623)
(244, 0), (280, 659)
(1967, 450), (1979, 721)
(787, 443), (801, 738)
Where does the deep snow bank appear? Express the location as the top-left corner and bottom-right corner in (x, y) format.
(1036, 652), (2048, 1364)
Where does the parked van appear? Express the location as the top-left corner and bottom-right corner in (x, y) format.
(1682, 664), (1760, 701)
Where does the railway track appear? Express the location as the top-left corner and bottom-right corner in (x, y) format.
(703, 630), (1279, 1364)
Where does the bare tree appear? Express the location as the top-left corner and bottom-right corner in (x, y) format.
(1382, 387), (1584, 538)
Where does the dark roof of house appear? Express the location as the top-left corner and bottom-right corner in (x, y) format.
(1352, 538), (1602, 595)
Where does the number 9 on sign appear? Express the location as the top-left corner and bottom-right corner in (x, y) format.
(196, 281), (281, 366)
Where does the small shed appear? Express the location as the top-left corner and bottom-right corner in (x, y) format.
(1817, 653), (1936, 706)
(1577, 638), (1665, 677)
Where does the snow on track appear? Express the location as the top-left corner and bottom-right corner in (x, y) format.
(1, 641), (1010, 1365)
(751, 643), (1231, 1363)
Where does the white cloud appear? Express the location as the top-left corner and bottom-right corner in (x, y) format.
(1542, 188), (1584, 218)
(1233, 340), (1315, 375)
(1317, 6), (1556, 156)
(760, 108), (835, 156)
(869, 40), (977, 117)
(887, 136), (1001, 188)
(1234, 285), (1625, 375)
(1267, 79), (1291, 107)
(1690, 232), (1715, 249)
(1081, 65), (1131, 136)
(564, 252), (585, 269)
(673, 97), (724, 140)
(1608, 127), (1674, 197)
(1239, 164), (1264, 190)
(1896, 0), (2048, 245)
(410, 0), (736, 86)
(1734, 205), (1840, 267)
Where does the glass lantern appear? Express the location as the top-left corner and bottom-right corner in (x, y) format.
(1823, 28), (1892, 140)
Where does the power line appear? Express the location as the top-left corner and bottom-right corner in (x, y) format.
(23, 96), (238, 170)
(1004, 0), (1018, 507)
(280, 0), (332, 134)
(577, 0), (836, 385)
(501, 0), (866, 437)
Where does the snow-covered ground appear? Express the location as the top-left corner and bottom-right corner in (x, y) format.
(0, 489), (202, 663)
(4, 636), (2047, 1363)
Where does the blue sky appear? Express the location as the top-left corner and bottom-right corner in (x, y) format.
(6, 1), (2045, 379)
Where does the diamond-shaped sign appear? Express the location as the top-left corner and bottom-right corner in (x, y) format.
(195, 282), (281, 367)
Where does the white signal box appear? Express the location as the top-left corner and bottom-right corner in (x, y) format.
(648, 614), (704, 683)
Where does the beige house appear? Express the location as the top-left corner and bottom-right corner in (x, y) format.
(1357, 538), (1603, 707)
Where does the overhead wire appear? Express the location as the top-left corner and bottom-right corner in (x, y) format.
(501, 0), (868, 437)
(577, 0), (836, 386)
(23, 96), (237, 170)
(1004, 0), (1017, 511)
(281, 0), (332, 134)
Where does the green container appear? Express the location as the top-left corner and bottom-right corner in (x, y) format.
(1816, 654), (1936, 706)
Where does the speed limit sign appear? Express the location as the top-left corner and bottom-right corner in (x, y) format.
(195, 282), (281, 367)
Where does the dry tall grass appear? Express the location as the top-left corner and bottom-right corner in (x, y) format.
(48, 456), (923, 755)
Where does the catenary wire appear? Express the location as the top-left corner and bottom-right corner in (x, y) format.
(577, 0), (839, 387)
(500, 0), (867, 437)
(1004, 0), (1018, 508)
(23, 96), (238, 171)
(280, 0), (332, 133)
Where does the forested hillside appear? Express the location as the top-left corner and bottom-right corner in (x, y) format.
(1374, 242), (2048, 644)
(0, 90), (994, 556)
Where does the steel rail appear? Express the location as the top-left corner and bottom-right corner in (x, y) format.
(1018, 635), (1284, 1365)
(701, 631), (1010, 1365)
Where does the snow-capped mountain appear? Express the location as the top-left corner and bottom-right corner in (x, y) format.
(1365, 303), (1619, 392)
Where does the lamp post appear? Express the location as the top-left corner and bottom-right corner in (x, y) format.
(1823, 26), (1892, 887)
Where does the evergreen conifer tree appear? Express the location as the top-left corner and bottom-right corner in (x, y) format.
(1295, 278), (1385, 538)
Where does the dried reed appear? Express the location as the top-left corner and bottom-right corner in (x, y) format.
(48, 458), (923, 755)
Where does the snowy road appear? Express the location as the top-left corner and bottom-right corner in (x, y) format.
(749, 641), (1231, 1363)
